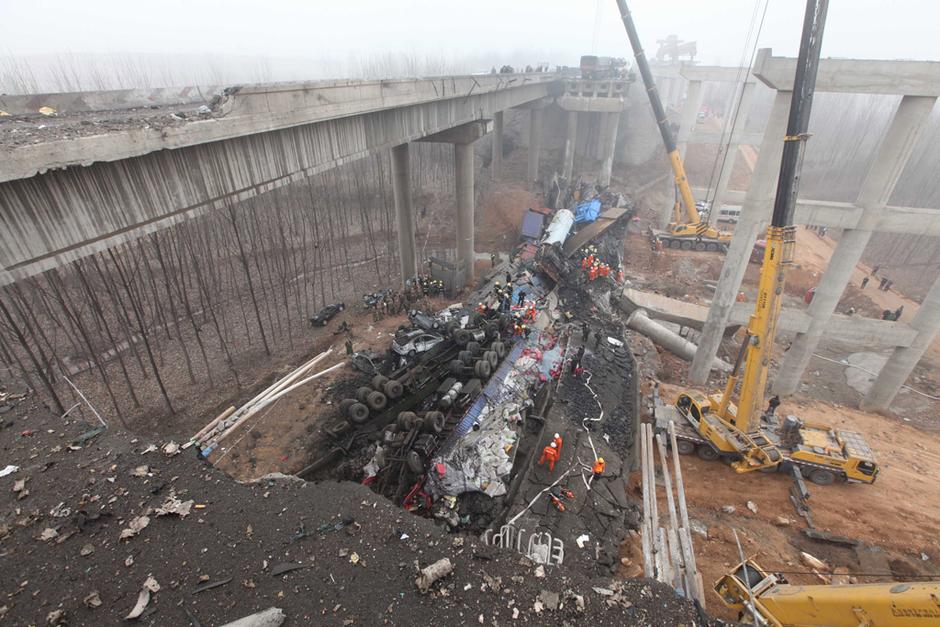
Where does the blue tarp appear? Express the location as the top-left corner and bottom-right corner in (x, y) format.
(520, 209), (545, 240)
(574, 199), (602, 224)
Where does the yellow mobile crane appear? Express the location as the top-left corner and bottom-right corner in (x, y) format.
(614, 0), (732, 252)
(647, 0), (878, 486)
(716, 558), (940, 626)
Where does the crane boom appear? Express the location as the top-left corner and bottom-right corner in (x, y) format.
(724, 0), (828, 434)
(613, 0), (702, 227)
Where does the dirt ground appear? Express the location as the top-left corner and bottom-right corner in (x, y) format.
(639, 384), (940, 621)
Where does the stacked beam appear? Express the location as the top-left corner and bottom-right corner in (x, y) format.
(639, 421), (703, 603)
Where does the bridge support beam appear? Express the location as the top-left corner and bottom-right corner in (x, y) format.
(688, 89), (791, 384)
(527, 108), (543, 186)
(773, 95), (936, 397)
(709, 81), (755, 226)
(420, 119), (492, 285)
(390, 143), (417, 285)
(562, 111), (577, 181)
(599, 111), (621, 187)
(863, 275), (940, 411)
(491, 110), (504, 180)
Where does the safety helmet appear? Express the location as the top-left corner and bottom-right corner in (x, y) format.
(550, 441), (557, 448)
(598, 457), (604, 464)
(554, 433), (560, 439)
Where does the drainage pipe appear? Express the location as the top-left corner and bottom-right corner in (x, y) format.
(626, 309), (731, 372)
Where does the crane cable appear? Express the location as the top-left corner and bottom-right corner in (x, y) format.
(702, 0), (772, 214)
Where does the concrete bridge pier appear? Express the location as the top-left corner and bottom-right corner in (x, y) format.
(527, 108), (543, 186)
(562, 111), (578, 181)
(491, 111), (504, 180)
(390, 143), (418, 285)
(599, 112), (621, 187)
(420, 119), (493, 284)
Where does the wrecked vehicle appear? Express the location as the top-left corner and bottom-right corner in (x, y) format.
(309, 302), (346, 326)
(392, 329), (445, 358)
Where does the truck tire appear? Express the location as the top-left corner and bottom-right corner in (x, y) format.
(484, 350), (498, 368)
(423, 411), (445, 434)
(467, 341), (482, 355)
(365, 391), (387, 411)
(383, 380), (404, 399)
(371, 374), (389, 390)
(485, 321), (499, 339)
(809, 468), (836, 486)
(356, 386), (373, 403)
(458, 350), (474, 365)
(397, 411), (418, 430)
(407, 450), (424, 474)
(339, 398), (357, 416)
(474, 360), (492, 379)
(492, 341), (506, 358)
(676, 440), (696, 455)
(696, 444), (719, 461)
(348, 402), (370, 424)
(449, 359), (464, 375)
(454, 329), (472, 346)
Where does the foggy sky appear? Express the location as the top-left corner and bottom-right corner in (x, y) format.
(2, 0), (938, 71)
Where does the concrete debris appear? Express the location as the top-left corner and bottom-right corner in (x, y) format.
(131, 465), (150, 478)
(746, 501), (759, 514)
(800, 551), (829, 572)
(154, 495), (194, 518)
(162, 442), (180, 456)
(0, 465), (18, 477)
(534, 565), (545, 578)
(774, 516), (791, 527)
(83, 591), (102, 608)
(538, 590), (560, 611)
(415, 558), (453, 593)
(120, 515), (151, 540)
(39, 527), (58, 541)
(689, 518), (708, 539)
(46, 609), (65, 625)
(80, 543), (95, 556)
(721, 505), (736, 514)
(576, 534), (590, 548)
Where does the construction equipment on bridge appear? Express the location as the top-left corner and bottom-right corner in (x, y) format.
(614, 0), (732, 252)
(655, 0), (878, 486)
(716, 557), (940, 626)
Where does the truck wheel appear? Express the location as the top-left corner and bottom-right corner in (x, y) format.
(694, 241), (706, 251)
(706, 242), (718, 252)
(484, 350), (498, 368)
(669, 240), (682, 250)
(356, 386), (373, 403)
(676, 440), (696, 455)
(371, 374), (389, 390)
(397, 411), (418, 430)
(454, 329), (471, 346)
(339, 398), (357, 416)
(449, 360), (464, 375)
(474, 360), (492, 379)
(348, 403), (370, 424)
(696, 444), (720, 461)
(467, 341), (482, 355)
(365, 391), (387, 411)
(423, 411), (445, 434)
(492, 341), (507, 358)
(407, 450), (424, 474)
(458, 350), (474, 365)
(383, 380), (404, 399)
(809, 469), (836, 486)
(680, 240), (693, 251)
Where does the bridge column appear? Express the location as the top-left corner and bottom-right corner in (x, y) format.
(708, 81), (755, 226)
(455, 142), (475, 283)
(598, 112), (620, 187)
(491, 111), (504, 180)
(419, 120), (492, 286)
(773, 95), (935, 397)
(688, 89), (791, 384)
(390, 143), (417, 285)
(527, 108), (543, 185)
(863, 275), (940, 411)
(676, 79), (703, 161)
(562, 111), (578, 181)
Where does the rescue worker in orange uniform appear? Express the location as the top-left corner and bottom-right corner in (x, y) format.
(581, 256), (590, 270)
(539, 441), (559, 472)
(553, 432), (563, 453)
(588, 265), (598, 281)
(593, 457), (606, 480)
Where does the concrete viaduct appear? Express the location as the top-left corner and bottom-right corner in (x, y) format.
(0, 72), (628, 288)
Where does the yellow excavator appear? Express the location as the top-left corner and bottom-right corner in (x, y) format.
(635, 0), (878, 486)
(615, 0), (732, 252)
(716, 558), (940, 626)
